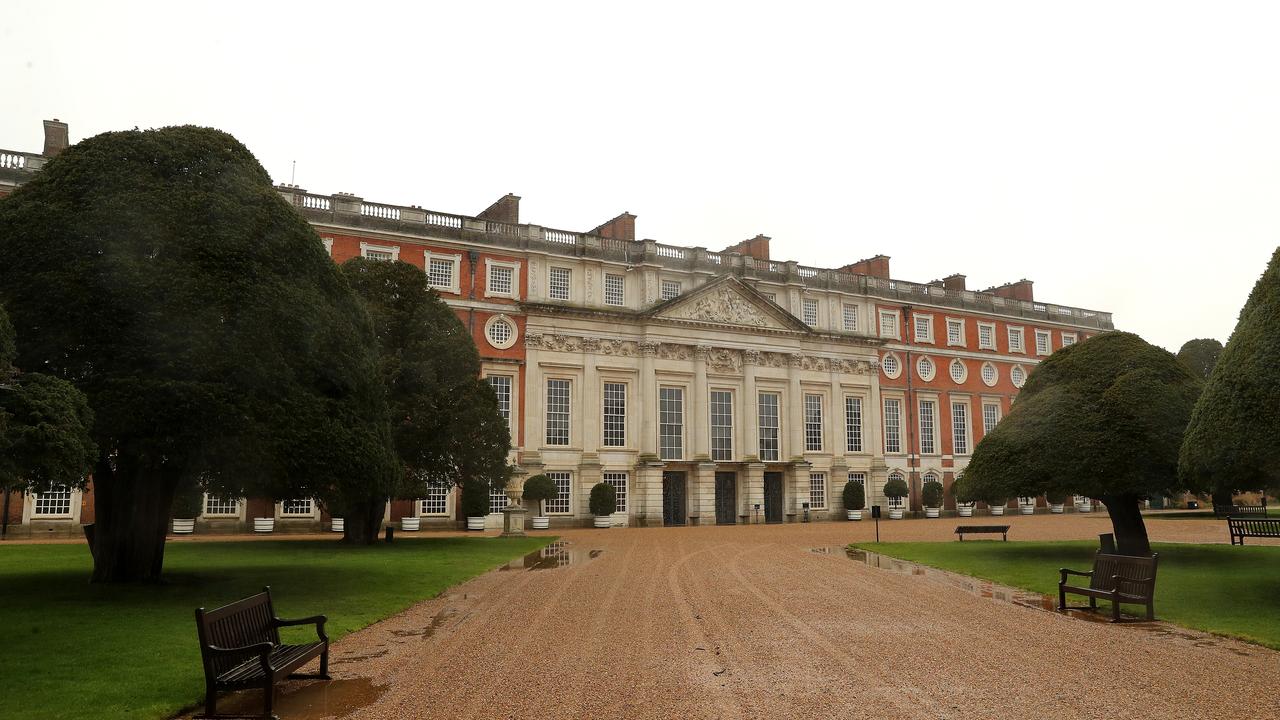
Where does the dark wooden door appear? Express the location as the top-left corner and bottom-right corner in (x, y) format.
(663, 472), (686, 526)
(714, 472), (736, 525)
(764, 472), (784, 524)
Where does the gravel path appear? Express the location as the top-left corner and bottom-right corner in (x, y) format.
(238, 516), (1280, 720)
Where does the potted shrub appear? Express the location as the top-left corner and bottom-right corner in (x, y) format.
(589, 482), (616, 528)
(330, 517), (345, 533)
(1076, 495), (1093, 513)
(253, 516), (275, 533)
(463, 484), (490, 531)
(1019, 496), (1036, 515)
(883, 476), (909, 519)
(921, 479), (944, 518)
(1047, 490), (1068, 514)
(987, 496), (1008, 516)
(843, 479), (866, 521)
(171, 486), (202, 535)
(401, 512), (421, 531)
(523, 474), (556, 530)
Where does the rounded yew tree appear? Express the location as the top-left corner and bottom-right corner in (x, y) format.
(1176, 338), (1223, 380)
(921, 479), (944, 509)
(960, 331), (1201, 555)
(589, 482), (617, 517)
(523, 474), (557, 515)
(0, 126), (396, 580)
(842, 479), (865, 511)
(1181, 247), (1280, 499)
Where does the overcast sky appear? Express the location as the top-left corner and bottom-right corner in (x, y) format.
(4, 1), (1278, 351)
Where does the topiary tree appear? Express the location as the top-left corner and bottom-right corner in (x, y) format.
(960, 331), (1202, 555)
(883, 476), (908, 504)
(170, 482), (204, 520)
(1176, 338), (1224, 380)
(0, 126), (397, 579)
(921, 479), (944, 509)
(340, 258), (511, 536)
(589, 482), (617, 517)
(1181, 248), (1280, 503)
(1046, 490), (1069, 506)
(842, 479), (865, 511)
(0, 306), (97, 535)
(462, 481), (492, 518)
(523, 474), (556, 516)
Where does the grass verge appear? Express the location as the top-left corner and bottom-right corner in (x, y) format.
(0, 535), (552, 720)
(851, 540), (1280, 649)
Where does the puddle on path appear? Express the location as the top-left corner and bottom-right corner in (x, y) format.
(500, 540), (603, 571)
(210, 677), (384, 720)
(389, 607), (456, 639)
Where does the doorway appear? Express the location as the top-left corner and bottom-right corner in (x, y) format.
(714, 472), (737, 525)
(662, 471), (687, 526)
(764, 472), (784, 524)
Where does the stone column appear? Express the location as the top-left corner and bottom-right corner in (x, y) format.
(745, 461), (765, 523)
(692, 345), (710, 460)
(582, 341), (601, 457)
(639, 341), (658, 456)
(638, 463), (664, 527)
(695, 461), (716, 523)
(829, 367), (845, 463)
(787, 353), (805, 460)
(743, 350), (760, 459)
(524, 334), (545, 463)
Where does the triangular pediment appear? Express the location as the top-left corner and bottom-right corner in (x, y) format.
(647, 276), (811, 333)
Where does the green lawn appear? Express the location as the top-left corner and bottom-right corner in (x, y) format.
(0, 536), (551, 720)
(852, 541), (1280, 649)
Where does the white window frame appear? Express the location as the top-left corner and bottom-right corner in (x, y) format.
(1035, 329), (1052, 356)
(321, 237), (334, 256)
(918, 398), (938, 455)
(359, 241), (400, 263)
(602, 381), (627, 448)
(803, 393), (824, 452)
(844, 395), (863, 453)
(202, 494), (241, 518)
(802, 298), (819, 327)
(545, 471), (572, 515)
(916, 355), (936, 382)
(808, 472), (828, 510)
(946, 317), (965, 347)
(484, 374), (515, 438)
(484, 258), (521, 299)
(425, 251), (462, 294)
(278, 498), (316, 518)
(1061, 331), (1078, 347)
(881, 352), (902, 379)
(31, 485), (75, 519)
(914, 313), (934, 343)
(842, 303), (859, 332)
(602, 471), (628, 514)
(710, 389), (734, 462)
(948, 358), (968, 384)
(883, 397), (903, 454)
(604, 273), (625, 307)
(982, 401), (1002, 435)
(419, 484), (451, 516)
(658, 385), (685, 460)
(758, 391), (782, 461)
(660, 279), (682, 301)
(977, 321), (997, 350)
(484, 314), (519, 350)
(878, 309), (901, 339)
(1010, 364), (1028, 388)
(488, 486), (510, 515)
(1008, 326), (1025, 354)
(951, 401), (971, 456)
(980, 362), (998, 387)
(545, 378), (572, 447)
(548, 266), (572, 301)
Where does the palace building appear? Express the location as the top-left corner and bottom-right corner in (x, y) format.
(0, 121), (1114, 535)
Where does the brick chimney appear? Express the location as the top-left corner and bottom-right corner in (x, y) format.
(591, 212), (637, 241)
(476, 193), (520, 224)
(942, 274), (966, 292)
(840, 254), (891, 279)
(43, 119), (69, 157)
(722, 234), (771, 261)
(989, 279), (1034, 302)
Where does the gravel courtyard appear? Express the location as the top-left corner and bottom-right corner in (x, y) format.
(235, 515), (1280, 719)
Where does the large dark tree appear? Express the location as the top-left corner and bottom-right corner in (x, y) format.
(1181, 248), (1280, 500)
(1176, 338), (1223, 380)
(340, 258), (511, 516)
(0, 305), (97, 531)
(0, 126), (396, 580)
(954, 332), (1202, 555)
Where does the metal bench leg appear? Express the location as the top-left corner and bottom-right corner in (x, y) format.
(320, 647), (330, 680)
(205, 683), (218, 717)
(1146, 602), (1155, 621)
(1111, 591), (1121, 622)
(1057, 586), (1066, 611)
(262, 679), (275, 720)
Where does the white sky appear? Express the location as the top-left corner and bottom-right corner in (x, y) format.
(4, 1), (1278, 352)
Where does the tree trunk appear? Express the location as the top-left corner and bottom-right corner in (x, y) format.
(1101, 494), (1151, 556)
(89, 452), (179, 583)
(341, 498), (385, 545)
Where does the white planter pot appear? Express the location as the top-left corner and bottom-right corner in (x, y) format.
(172, 518), (195, 535)
(847, 509), (863, 521)
(989, 505), (1006, 516)
(330, 518), (345, 533)
(889, 508), (904, 520)
(531, 516), (550, 530)
(593, 516), (612, 528)
(1050, 503), (1065, 514)
(253, 517), (275, 533)
(958, 506), (974, 518)
(1020, 505), (1035, 515)
(925, 507), (940, 518)
(466, 516), (485, 531)
(1077, 501), (1092, 513)
(400, 517), (421, 531)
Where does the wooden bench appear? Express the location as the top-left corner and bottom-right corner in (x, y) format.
(955, 525), (1010, 541)
(1058, 552), (1158, 622)
(195, 586), (329, 719)
(1228, 517), (1280, 545)
(1214, 503), (1267, 519)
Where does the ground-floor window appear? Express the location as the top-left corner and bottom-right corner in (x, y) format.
(280, 499), (314, 516)
(203, 495), (239, 516)
(808, 473), (827, 509)
(33, 485), (72, 517)
(603, 472), (628, 513)
(489, 486), (509, 515)
(546, 472), (571, 514)
(420, 484), (449, 515)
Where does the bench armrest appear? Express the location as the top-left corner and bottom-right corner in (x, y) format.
(273, 614), (328, 643)
(1059, 568), (1092, 583)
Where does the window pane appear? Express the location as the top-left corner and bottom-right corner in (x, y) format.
(842, 304), (858, 331)
(804, 394), (823, 451)
(604, 274), (625, 306)
(915, 316), (931, 341)
(808, 473), (827, 509)
(489, 486), (509, 515)
(603, 472), (628, 513)
(428, 258), (454, 288)
(952, 402), (969, 455)
(204, 495), (239, 515)
(879, 312), (897, 338)
(883, 399), (901, 454)
(802, 299), (818, 326)
(546, 379), (571, 446)
(919, 400), (936, 454)
(660, 279), (681, 300)
(33, 486), (72, 516)
(603, 382), (626, 447)
(281, 498), (313, 516)
(983, 403), (1001, 434)
(546, 472), (571, 514)
(487, 375), (512, 425)
(979, 324), (994, 348)
(845, 396), (863, 452)
(489, 265), (513, 295)
(421, 484), (449, 515)
(549, 267), (571, 300)
(758, 392), (780, 461)
(947, 319), (963, 345)
(710, 390), (734, 461)
(659, 387), (684, 460)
